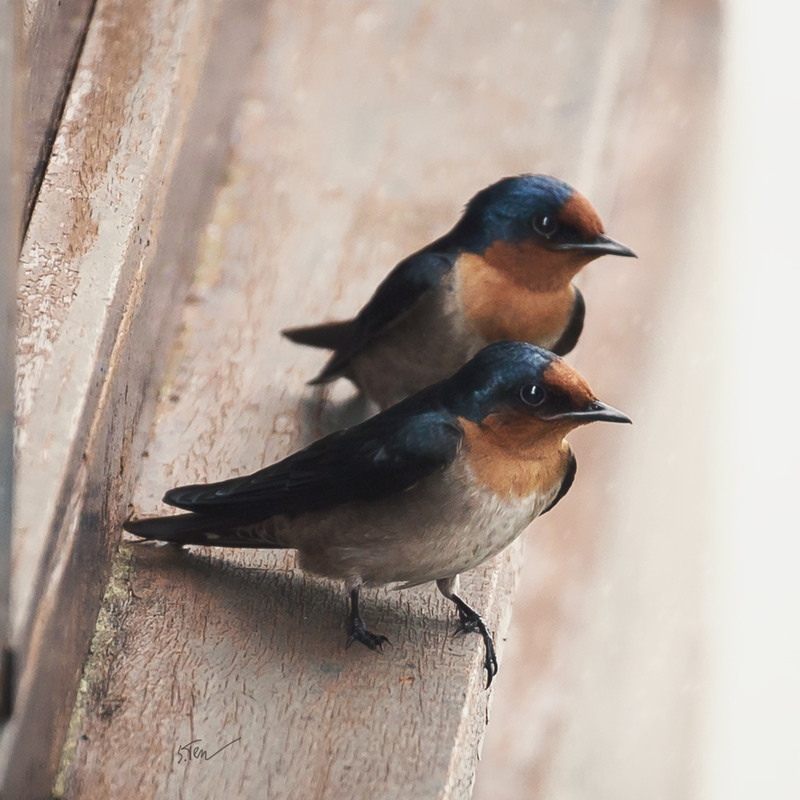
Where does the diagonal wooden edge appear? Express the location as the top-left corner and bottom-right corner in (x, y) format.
(20, 0), (95, 225)
(0, 0), (265, 794)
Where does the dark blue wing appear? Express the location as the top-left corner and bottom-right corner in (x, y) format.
(311, 250), (455, 382)
(163, 406), (463, 521)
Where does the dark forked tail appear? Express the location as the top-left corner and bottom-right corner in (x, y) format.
(123, 513), (287, 549)
(281, 319), (354, 350)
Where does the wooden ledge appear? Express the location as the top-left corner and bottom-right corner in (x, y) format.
(0, 0), (263, 794)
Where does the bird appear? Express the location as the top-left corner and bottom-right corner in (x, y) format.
(283, 174), (635, 408)
(124, 342), (631, 686)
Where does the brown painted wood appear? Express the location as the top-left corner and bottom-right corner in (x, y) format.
(51, 1), (665, 798)
(0, 0), (264, 795)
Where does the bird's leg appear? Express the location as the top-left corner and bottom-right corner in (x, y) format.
(437, 577), (498, 687)
(345, 584), (391, 652)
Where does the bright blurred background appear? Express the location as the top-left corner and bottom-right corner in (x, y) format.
(705, 1), (800, 797)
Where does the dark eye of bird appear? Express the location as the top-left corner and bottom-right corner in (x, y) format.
(532, 213), (559, 238)
(519, 384), (547, 407)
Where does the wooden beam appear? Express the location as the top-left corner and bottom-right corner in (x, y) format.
(20, 0), (95, 228)
(0, 0), (264, 794)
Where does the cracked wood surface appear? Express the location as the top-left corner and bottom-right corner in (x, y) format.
(51, 1), (661, 798)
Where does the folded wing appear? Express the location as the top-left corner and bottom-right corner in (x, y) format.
(163, 407), (464, 522)
(302, 250), (455, 383)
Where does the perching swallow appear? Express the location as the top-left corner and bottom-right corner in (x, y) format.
(283, 175), (635, 407)
(124, 342), (631, 686)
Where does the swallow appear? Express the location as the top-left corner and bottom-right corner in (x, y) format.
(283, 174), (635, 408)
(124, 342), (630, 686)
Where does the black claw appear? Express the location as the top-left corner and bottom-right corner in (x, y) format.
(346, 617), (391, 652)
(453, 598), (498, 688)
(345, 586), (391, 653)
(482, 640), (498, 688)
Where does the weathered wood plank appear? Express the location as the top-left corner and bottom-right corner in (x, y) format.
(0, 0), (264, 794)
(54, 1), (661, 797)
(21, 0), (95, 228)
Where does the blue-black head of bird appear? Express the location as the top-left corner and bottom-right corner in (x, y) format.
(443, 340), (631, 433)
(432, 341), (630, 502)
(438, 174), (635, 286)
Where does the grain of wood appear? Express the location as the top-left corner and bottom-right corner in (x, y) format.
(53, 1), (664, 798)
(0, 0), (264, 794)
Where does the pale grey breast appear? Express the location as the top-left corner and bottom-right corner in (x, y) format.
(277, 452), (560, 589)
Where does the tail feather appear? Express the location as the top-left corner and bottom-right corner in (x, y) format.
(282, 319), (354, 350)
(123, 513), (287, 549)
(307, 354), (345, 385)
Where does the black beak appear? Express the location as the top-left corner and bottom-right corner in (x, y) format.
(544, 400), (632, 425)
(551, 233), (637, 258)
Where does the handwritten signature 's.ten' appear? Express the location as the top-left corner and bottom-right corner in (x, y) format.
(177, 737), (241, 764)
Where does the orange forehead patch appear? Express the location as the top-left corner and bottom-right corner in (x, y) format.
(559, 191), (604, 239)
(542, 359), (596, 406)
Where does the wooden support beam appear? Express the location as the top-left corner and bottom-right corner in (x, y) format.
(0, 0), (264, 794)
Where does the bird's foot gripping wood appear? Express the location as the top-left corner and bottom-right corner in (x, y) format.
(346, 618), (391, 652)
(345, 587), (391, 652)
(452, 596), (498, 688)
